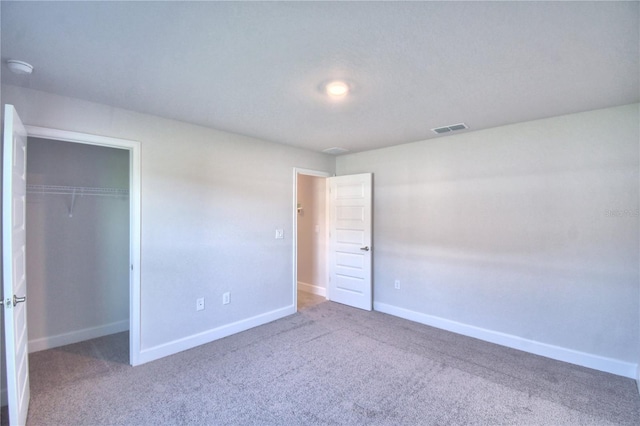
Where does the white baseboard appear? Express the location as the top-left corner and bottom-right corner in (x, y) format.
(137, 305), (296, 365)
(374, 302), (637, 379)
(29, 320), (130, 353)
(297, 281), (327, 297)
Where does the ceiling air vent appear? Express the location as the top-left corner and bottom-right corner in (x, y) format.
(431, 123), (468, 134)
(322, 147), (349, 155)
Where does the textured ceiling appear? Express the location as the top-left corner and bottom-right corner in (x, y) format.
(1, 1), (638, 154)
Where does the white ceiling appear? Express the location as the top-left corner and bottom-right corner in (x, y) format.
(1, 1), (638, 154)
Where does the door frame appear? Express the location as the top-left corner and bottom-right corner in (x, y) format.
(24, 125), (142, 366)
(292, 168), (331, 309)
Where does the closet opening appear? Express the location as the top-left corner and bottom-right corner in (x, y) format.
(294, 168), (330, 311)
(25, 137), (131, 363)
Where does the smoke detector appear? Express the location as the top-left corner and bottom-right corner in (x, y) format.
(7, 60), (34, 75)
(431, 123), (468, 134)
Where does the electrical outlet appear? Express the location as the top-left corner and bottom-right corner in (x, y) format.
(223, 292), (230, 305)
(394, 280), (401, 290)
(196, 297), (205, 311)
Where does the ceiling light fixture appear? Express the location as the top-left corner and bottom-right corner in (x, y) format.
(7, 59), (33, 75)
(325, 81), (350, 97)
(322, 147), (349, 155)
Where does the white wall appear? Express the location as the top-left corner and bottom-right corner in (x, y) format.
(297, 174), (327, 295)
(26, 137), (130, 351)
(337, 104), (640, 377)
(1, 84), (335, 361)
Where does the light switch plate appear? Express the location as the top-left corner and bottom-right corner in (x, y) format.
(275, 228), (284, 239)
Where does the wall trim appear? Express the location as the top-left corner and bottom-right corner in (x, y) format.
(374, 302), (637, 379)
(137, 305), (296, 365)
(297, 281), (327, 297)
(28, 320), (130, 353)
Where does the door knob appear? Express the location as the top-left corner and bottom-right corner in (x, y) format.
(13, 295), (26, 306)
(360, 246), (370, 251)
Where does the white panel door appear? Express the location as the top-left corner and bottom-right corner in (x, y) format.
(328, 173), (372, 311)
(3, 105), (30, 426)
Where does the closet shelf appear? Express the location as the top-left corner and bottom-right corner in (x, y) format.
(27, 184), (129, 218)
(27, 184), (129, 198)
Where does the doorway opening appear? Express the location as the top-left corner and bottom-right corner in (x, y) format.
(294, 168), (330, 311)
(25, 137), (130, 360)
(23, 125), (141, 366)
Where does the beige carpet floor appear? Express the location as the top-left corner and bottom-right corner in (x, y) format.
(3, 300), (640, 425)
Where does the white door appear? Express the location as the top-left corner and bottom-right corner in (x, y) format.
(3, 105), (30, 426)
(327, 173), (372, 311)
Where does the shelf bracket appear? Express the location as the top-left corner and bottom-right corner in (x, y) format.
(68, 188), (77, 218)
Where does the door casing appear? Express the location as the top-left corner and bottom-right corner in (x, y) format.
(23, 125), (142, 366)
(293, 169), (374, 311)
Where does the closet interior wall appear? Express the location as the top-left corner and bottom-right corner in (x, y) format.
(26, 137), (130, 352)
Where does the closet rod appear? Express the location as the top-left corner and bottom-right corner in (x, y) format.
(26, 184), (129, 198)
(27, 185), (129, 217)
